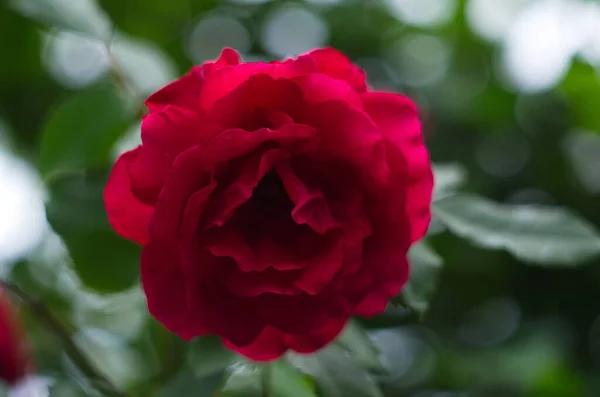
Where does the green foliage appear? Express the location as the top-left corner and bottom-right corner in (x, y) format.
(335, 320), (385, 374)
(45, 170), (140, 292)
(221, 362), (316, 397)
(401, 242), (443, 315)
(288, 346), (383, 397)
(9, 0), (113, 40)
(39, 84), (132, 175)
(156, 370), (222, 397)
(187, 335), (237, 379)
(434, 194), (600, 266)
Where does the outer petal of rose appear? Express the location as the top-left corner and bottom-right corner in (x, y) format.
(353, 228), (410, 317)
(284, 316), (348, 354)
(205, 75), (305, 132)
(182, 245), (266, 346)
(145, 48), (241, 113)
(140, 241), (209, 339)
(222, 327), (287, 361)
(299, 101), (390, 184)
(148, 145), (211, 243)
(0, 290), (29, 384)
(129, 106), (205, 203)
(305, 48), (367, 92)
(199, 58), (316, 113)
(145, 66), (204, 113)
(362, 92), (433, 242)
(104, 148), (153, 245)
(292, 73), (362, 108)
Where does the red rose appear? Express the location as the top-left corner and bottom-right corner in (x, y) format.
(104, 48), (433, 360)
(0, 288), (30, 385)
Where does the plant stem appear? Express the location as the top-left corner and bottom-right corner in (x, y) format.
(0, 280), (126, 397)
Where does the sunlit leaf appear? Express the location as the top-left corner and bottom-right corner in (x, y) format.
(187, 335), (238, 379)
(433, 163), (467, 200)
(221, 362), (316, 397)
(156, 370), (223, 397)
(9, 0), (113, 40)
(288, 346), (383, 397)
(434, 194), (600, 265)
(45, 170), (140, 292)
(335, 320), (385, 373)
(39, 84), (133, 175)
(401, 242), (443, 315)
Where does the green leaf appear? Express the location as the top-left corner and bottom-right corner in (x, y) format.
(49, 379), (94, 397)
(45, 170), (140, 292)
(9, 0), (113, 40)
(433, 163), (467, 201)
(156, 369), (223, 397)
(221, 362), (316, 397)
(434, 194), (600, 266)
(400, 242), (443, 315)
(187, 335), (238, 379)
(335, 320), (385, 373)
(288, 346), (383, 397)
(39, 84), (132, 176)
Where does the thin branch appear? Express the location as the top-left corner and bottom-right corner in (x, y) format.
(0, 280), (126, 397)
(103, 39), (147, 119)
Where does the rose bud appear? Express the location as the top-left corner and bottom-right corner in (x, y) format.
(105, 48), (433, 361)
(0, 288), (31, 385)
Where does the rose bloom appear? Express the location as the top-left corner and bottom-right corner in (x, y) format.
(0, 289), (30, 385)
(105, 48), (433, 360)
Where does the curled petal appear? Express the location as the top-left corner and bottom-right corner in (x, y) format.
(104, 148), (153, 245)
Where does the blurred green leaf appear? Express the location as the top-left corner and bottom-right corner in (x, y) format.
(434, 194), (600, 266)
(336, 320), (385, 373)
(45, 170), (140, 292)
(433, 163), (467, 201)
(9, 0), (113, 40)
(288, 346), (383, 397)
(400, 242), (443, 315)
(188, 335), (238, 379)
(49, 379), (95, 397)
(221, 362), (316, 397)
(0, 382), (8, 397)
(156, 369), (223, 397)
(39, 83), (132, 176)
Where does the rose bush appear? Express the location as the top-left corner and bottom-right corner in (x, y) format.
(104, 48), (433, 360)
(0, 289), (30, 385)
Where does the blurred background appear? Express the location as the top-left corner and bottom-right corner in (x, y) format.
(2, 0), (600, 396)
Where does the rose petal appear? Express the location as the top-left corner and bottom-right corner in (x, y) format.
(222, 326), (286, 362)
(144, 67), (204, 113)
(202, 148), (290, 230)
(305, 48), (367, 92)
(299, 101), (390, 186)
(293, 73), (362, 108)
(141, 241), (210, 340)
(284, 316), (348, 354)
(276, 163), (338, 234)
(145, 48), (242, 113)
(148, 145), (211, 243)
(362, 92), (433, 242)
(104, 148), (153, 245)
